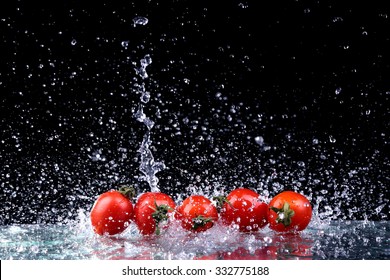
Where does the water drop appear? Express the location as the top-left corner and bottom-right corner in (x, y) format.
(333, 17), (344, 22)
(254, 136), (264, 146)
(17, 245), (25, 253)
(71, 39), (77, 46)
(263, 236), (272, 243)
(141, 91), (151, 103)
(329, 135), (336, 143)
(133, 16), (149, 26)
(374, 204), (385, 214)
(121, 41), (129, 48)
(30, 245), (39, 254)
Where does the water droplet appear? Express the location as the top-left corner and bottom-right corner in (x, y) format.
(30, 245), (39, 254)
(141, 91), (151, 103)
(136, 54), (152, 79)
(254, 136), (264, 146)
(17, 245), (25, 253)
(71, 39), (77, 46)
(375, 204), (385, 214)
(263, 236), (272, 243)
(333, 17), (344, 22)
(141, 54), (152, 66)
(121, 41), (129, 48)
(133, 16), (148, 26)
(238, 2), (248, 8)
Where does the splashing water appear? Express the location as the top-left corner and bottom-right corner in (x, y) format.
(138, 132), (166, 192)
(0, 212), (388, 260)
(134, 54), (165, 192)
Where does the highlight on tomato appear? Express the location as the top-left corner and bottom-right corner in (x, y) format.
(268, 190), (312, 232)
(133, 192), (176, 235)
(90, 186), (135, 236)
(215, 188), (268, 232)
(175, 195), (219, 232)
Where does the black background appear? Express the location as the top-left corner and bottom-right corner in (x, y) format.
(0, 0), (389, 224)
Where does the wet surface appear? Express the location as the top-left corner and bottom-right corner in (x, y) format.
(0, 218), (388, 260)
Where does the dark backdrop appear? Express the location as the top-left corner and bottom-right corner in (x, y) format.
(1, 0), (389, 224)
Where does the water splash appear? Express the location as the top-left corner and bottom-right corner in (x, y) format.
(134, 54), (165, 192)
(138, 132), (166, 192)
(1, 219), (388, 260)
(135, 54), (152, 79)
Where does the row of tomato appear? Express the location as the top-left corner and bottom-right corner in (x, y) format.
(90, 186), (312, 236)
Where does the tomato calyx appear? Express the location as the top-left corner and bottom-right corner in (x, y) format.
(213, 196), (235, 212)
(117, 185), (136, 200)
(192, 215), (214, 231)
(149, 201), (174, 235)
(270, 202), (295, 227)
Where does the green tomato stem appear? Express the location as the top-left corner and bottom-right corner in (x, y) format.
(270, 202), (295, 227)
(212, 196), (235, 212)
(192, 215), (214, 231)
(117, 185), (136, 200)
(150, 200), (174, 235)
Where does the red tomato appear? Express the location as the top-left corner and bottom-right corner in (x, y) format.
(268, 191), (312, 232)
(217, 188), (268, 232)
(175, 195), (218, 232)
(90, 188), (134, 235)
(133, 192), (176, 235)
(221, 246), (278, 260)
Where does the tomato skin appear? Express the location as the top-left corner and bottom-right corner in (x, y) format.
(133, 192), (176, 235)
(175, 195), (219, 232)
(268, 191), (312, 232)
(90, 190), (134, 235)
(220, 188), (268, 232)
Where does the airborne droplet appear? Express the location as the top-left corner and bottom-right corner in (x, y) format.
(133, 16), (149, 26)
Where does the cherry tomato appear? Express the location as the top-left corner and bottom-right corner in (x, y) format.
(268, 191), (312, 232)
(133, 192), (176, 235)
(175, 195), (218, 232)
(217, 188), (268, 232)
(90, 187), (135, 235)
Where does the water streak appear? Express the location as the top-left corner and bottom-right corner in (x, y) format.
(134, 54), (165, 192)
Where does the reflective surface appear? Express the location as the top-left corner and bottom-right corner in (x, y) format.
(1, 217), (388, 260)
